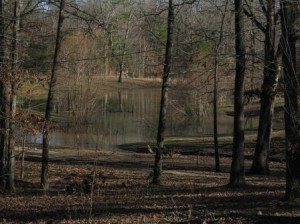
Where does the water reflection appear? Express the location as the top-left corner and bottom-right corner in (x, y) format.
(27, 89), (259, 150)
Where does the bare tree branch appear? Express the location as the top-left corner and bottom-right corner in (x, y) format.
(243, 8), (266, 33)
(174, 0), (197, 6)
(258, 0), (267, 15)
(142, 0), (198, 17)
(50, 1), (108, 33)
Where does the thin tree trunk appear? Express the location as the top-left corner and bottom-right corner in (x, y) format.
(229, 0), (246, 187)
(249, 10), (256, 95)
(152, 0), (174, 185)
(0, 0), (3, 61)
(118, 13), (131, 83)
(20, 135), (25, 180)
(118, 63), (123, 83)
(41, 0), (65, 191)
(0, 84), (9, 187)
(104, 40), (109, 78)
(7, 0), (20, 192)
(280, 0), (300, 201)
(0, 0), (7, 186)
(105, 26), (113, 78)
(250, 0), (280, 175)
(7, 85), (16, 192)
(213, 53), (220, 172)
(213, 0), (228, 172)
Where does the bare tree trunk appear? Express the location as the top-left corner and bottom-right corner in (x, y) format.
(213, 0), (228, 172)
(280, 0), (300, 201)
(249, 10), (256, 95)
(0, 0), (5, 186)
(104, 40), (109, 78)
(0, 0), (9, 187)
(213, 53), (220, 172)
(41, 0), (65, 191)
(229, 0), (246, 187)
(6, 0), (20, 192)
(118, 13), (132, 83)
(7, 82), (16, 192)
(118, 63), (124, 83)
(105, 26), (113, 78)
(0, 84), (9, 187)
(0, 0), (3, 61)
(250, 0), (280, 175)
(20, 135), (25, 180)
(152, 0), (174, 185)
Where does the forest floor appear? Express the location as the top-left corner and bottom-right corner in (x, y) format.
(1, 137), (300, 224)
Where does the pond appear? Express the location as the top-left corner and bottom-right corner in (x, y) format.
(27, 88), (259, 150)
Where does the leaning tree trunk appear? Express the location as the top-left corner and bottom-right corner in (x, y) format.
(229, 0), (246, 187)
(152, 0), (175, 185)
(280, 0), (300, 201)
(41, 0), (65, 191)
(250, 0), (280, 175)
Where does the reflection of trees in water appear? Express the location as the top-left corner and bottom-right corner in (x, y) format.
(26, 89), (259, 149)
(56, 89), (160, 149)
(169, 89), (259, 136)
(61, 124), (109, 151)
(171, 90), (212, 122)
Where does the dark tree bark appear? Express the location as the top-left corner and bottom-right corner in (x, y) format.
(7, 0), (20, 192)
(0, 0), (9, 187)
(229, 0), (246, 187)
(0, 84), (9, 186)
(280, 0), (300, 201)
(0, 0), (5, 185)
(41, 0), (65, 191)
(250, 0), (280, 175)
(152, 0), (175, 185)
(213, 53), (220, 172)
(213, 0), (229, 172)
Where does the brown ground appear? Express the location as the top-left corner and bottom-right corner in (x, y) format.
(0, 141), (299, 224)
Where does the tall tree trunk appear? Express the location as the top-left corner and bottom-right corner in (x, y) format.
(229, 0), (246, 187)
(0, 0), (5, 186)
(41, 0), (65, 191)
(249, 4), (256, 94)
(213, 53), (220, 172)
(0, 0), (3, 61)
(118, 13), (131, 83)
(280, 0), (300, 201)
(7, 0), (20, 192)
(104, 39), (109, 78)
(152, 0), (174, 185)
(20, 135), (25, 180)
(250, 0), (280, 175)
(213, 0), (228, 172)
(0, 0), (9, 187)
(105, 26), (113, 78)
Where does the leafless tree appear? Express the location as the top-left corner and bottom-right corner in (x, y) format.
(229, 0), (247, 187)
(41, 0), (65, 191)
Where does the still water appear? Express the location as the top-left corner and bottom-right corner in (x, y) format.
(28, 89), (259, 150)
